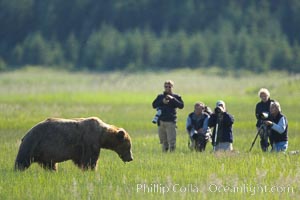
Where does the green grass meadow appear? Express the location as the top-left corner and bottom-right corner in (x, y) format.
(0, 67), (300, 199)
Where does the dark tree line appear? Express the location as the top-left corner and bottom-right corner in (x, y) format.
(1, 0), (300, 72)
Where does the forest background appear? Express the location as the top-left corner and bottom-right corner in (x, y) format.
(1, 0), (300, 72)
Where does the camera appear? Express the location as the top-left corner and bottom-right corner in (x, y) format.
(163, 92), (170, 100)
(190, 129), (198, 139)
(214, 107), (223, 114)
(152, 108), (162, 124)
(259, 112), (269, 120)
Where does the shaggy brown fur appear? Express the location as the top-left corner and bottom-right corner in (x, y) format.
(15, 117), (133, 171)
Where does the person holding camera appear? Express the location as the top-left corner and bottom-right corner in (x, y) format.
(263, 101), (288, 152)
(208, 100), (234, 151)
(186, 102), (211, 151)
(152, 80), (184, 152)
(255, 88), (274, 152)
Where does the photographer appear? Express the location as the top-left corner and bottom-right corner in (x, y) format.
(208, 100), (234, 151)
(255, 88), (274, 151)
(263, 101), (288, 152)
(152, 80), (184, 152)
(186, 102), (211, 151)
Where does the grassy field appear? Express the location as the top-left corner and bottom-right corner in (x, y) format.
(0, 67), (299, 199)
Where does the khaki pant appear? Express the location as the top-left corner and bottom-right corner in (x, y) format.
(214, 142), (233, 151)
(158, 121), (177, 152)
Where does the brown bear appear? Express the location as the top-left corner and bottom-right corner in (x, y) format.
(15, 117), (133, 171)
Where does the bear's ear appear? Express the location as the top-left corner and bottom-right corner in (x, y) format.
(116, 130), (126, 141)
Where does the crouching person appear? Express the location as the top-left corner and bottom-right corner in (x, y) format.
(186, 102), (211, 152)
(208, 100), (234, 151)
(263, 101), (288, 152)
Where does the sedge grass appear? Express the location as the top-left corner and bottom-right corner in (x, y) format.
(0, 67), (299, 199)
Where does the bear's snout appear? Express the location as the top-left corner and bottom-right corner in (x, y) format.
(123, 157), (133, 162)
(120, 151), (133, 162)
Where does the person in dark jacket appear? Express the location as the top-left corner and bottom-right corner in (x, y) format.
(255, 88), (274, 152)
(152, 80), (184, 152)
(186, 102), (211, 151)
(263, 101), (288, 152)
(208, 100), (234, 151)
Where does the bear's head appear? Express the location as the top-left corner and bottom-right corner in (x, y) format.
(93, 117), (133, 162)
(114, 129), (133, 162)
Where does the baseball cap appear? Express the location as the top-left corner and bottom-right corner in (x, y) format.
(216, 100), (226, 112)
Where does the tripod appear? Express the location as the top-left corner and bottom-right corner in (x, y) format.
(249, 124), (269, 152)
(213, 123), (219, 152)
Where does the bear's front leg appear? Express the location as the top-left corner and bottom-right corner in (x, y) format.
(39, 161), (58, 171)
(81, 148), (100, 170)
(14, 159), (31, 171)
